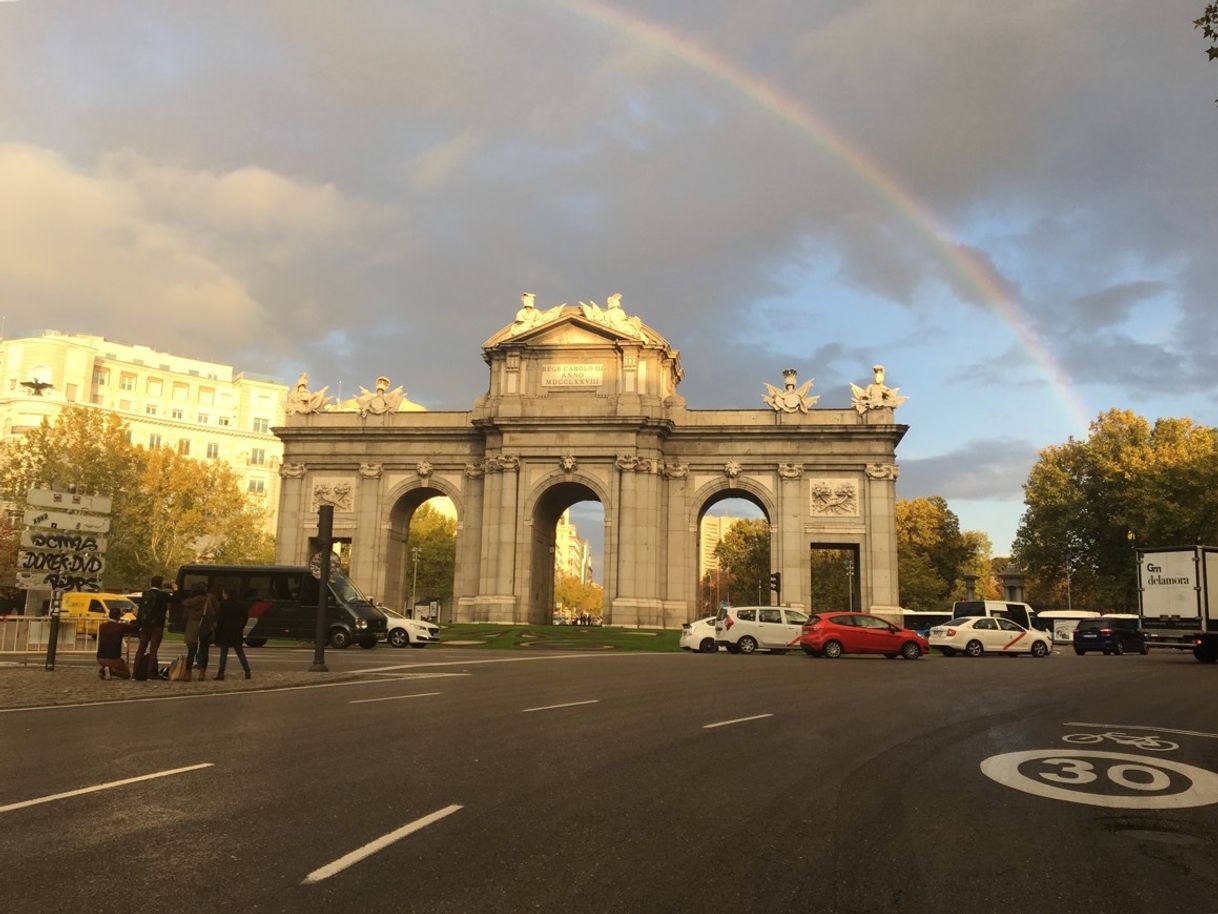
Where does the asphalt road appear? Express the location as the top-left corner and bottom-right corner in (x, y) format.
(3, 647), (1217, 913)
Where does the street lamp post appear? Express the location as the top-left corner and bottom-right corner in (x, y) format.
(409, 546), (421, 618)
(1065, 552), (1072, 612)
(846, 561), (854, 612)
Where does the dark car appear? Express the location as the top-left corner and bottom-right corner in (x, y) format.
(1073, 615), (1149, 655)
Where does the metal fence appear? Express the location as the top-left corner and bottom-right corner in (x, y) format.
(0, 615), (112, 659)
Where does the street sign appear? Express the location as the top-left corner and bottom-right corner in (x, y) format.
(20, 530), (107, 552)
(21, 508), (111, 533)
(26, 488), (113, 514)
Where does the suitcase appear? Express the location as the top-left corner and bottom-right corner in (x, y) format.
(133, 654), (149, 681)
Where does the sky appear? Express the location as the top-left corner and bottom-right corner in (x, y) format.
(1, 1), (1215, 558)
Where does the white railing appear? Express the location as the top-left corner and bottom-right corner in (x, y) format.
(0, 615), (122, 659)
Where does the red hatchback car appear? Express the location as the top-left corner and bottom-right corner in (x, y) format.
(799, 611), (929, 659)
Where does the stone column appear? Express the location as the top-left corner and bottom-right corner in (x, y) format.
(661, 461), (692, 625)
(275, 464), (308, 564)
(351, 463), (383, 601)
(864, 463), (901, 608)
(777, 463), (806, 610)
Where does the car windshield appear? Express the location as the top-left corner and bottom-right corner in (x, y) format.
(945, 618), (973, 627)
(330, 573), (372, 605)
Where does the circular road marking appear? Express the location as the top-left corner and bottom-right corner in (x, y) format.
(980, 749), (1218, 809)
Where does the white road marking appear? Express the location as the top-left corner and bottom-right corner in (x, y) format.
(703, 713), (774, 730)
(302, 805), (463, 885)
(0, 675), (436, 714)
(521, 699), (599, 713)
(350, 692), (442, 705)
(980, 749), (1218, 809)
(0, 763), (213, 814)
(1064, 721), (1218, 740)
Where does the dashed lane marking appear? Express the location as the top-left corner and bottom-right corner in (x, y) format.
(521, 699), (600, 713)
(0, 763), (214, 814)
(302, 805), (463, 884)
(349, 692), (443, 705)
(703, 714), (774, 730)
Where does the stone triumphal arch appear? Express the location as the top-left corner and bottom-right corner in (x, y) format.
(274, 295), (908, 627)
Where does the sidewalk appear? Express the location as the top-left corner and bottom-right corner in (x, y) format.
(0, 663), (372, 710)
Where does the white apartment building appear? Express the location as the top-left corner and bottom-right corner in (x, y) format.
(0, 331), (286, 528)
(554, 509), (593, 584)
(700, 515), (747, 575)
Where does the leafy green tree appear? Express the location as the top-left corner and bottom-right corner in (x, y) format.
(1014, 409), (1218, 611)
(554, 572), (603, 618)
(0, 407), (273, 590)
(714, 518), (770, 606)
(406, 502), (456, 609)
(809, 549), (853, 612)
(1198, 4), (1218, 103)
(896, 496), (970, 610)
(954, 530), (1001, 601)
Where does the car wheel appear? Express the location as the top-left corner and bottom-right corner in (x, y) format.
(1140, 642), (1150, 655)
(698, 637), (716, 653)
(737, 636), (758, 655)
(964, 640), (983, 658)
(388, 629), (409, 648)
(245, 638), (267, 648)
(822, 640), (843, 659)
(1195, 645), (1218, 663)
(900, 641), (922, 660)
(1030, 640), (1049, 658)
(328, 628), (351, 649)
(1074, 647), (1084, 655)
(802, 646), (818, 656)
(1113, 641), (1124, 656)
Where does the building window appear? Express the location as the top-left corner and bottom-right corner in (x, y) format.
(206, 443), (220, 459)
(247, 479), (266, 494)
(199, 387), (215, 406)
(250, 448), (266, 466)
(145, 404), (158, 416)
(119, 399), (132, 411)
(178, 439), (190, 455)
(91, 394), (104, 405)
(93, 369), (108, 386)
(171, 408), (183, 420)
(119, 373), (136, 391)
(252, 417), (269, 434)
(172, 382), (188, 402)
(149, 434), (161, 449)
(219, 417), (230, 427)
(197, 412), (208, 424)
(146, 378), (163, 396)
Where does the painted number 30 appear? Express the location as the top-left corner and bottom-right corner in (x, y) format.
(1038, 757), (1170, 792)
(980, 749), (1218, 809)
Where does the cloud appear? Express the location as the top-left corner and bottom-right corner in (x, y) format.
(898, 438), (1041, 502)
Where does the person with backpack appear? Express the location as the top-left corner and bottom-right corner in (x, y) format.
(132, 575), (171, 681)
(181, 581), (217, 680)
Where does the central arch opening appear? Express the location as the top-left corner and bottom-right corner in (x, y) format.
(696, 491), (770, 616)
(529, 481), (604, 625)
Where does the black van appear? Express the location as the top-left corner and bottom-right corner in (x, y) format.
(171, 564), (387, 649)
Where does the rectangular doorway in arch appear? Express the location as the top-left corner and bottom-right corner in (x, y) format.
(809, 545), (858, 614)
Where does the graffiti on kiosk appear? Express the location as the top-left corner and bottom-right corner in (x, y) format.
(15, 572), (102, 592)
(21, 531), (105, 552)
(18, 551), (105, 574)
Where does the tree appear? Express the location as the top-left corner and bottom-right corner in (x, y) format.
(1198, 4), (1218, 103)
(554, 572), (603, 618)
(0, 407), (274, 590)
(1013, 409), (1218, 611)
(407, 503), (456, 609)
(896, 497), (971, 610)
(714, 518), (770, 606)
(954, 530), (1002, 601)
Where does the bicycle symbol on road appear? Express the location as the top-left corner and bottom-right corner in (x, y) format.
(1061, 731), (1179, 752)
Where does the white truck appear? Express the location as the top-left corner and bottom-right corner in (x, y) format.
(1135, 546), (1218, 663)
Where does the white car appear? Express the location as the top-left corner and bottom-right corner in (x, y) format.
(714, 606), (810, 654)
(929, 616), (1052, 658)
(680, 616), (719, 653)
(379, 607), (440, 648)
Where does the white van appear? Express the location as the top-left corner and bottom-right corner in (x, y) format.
(1034, 610), (1101, 643)
(714, 605), (809, 654)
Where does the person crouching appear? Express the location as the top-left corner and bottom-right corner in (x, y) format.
(97, 606), (139, 680)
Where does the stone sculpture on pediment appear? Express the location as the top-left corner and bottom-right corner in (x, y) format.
(778, 462), (804, 479)
(580, 293), (650, 344)
(279, 462), (306, 479)
(560, 454), (578, 473)
(724, 460), (743, 479)
(286, 373), (333, 415)
(358, 462), (383, 479)
(850, 365), (908, 414)
(763, 369), (819, 413)
(865, 463), (900, 480)
(809, 480), (859, 516)
(312, 480), (354, 513)
(356, 376), (405, 417)
(508, 292), (564, 337)
(416, 460), (433, 479)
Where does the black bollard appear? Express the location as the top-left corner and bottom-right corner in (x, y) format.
(310, 504), (333, 672)
(45, 589), (64, 671)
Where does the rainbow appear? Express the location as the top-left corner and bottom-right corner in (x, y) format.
(555, 0), (1092, 432)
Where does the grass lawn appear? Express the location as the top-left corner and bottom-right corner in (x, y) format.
(436, 623), (682, 652)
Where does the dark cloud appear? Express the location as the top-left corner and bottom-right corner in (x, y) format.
(898, 439), (1041, 502)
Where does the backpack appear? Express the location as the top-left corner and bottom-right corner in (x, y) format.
(137, 588), (163, 626)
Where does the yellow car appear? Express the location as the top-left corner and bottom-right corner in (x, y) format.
(60, 592), (139, 622)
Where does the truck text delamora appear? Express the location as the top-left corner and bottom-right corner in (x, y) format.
(1135, 545), (1218, 663)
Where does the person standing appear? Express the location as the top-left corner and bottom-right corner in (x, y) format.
(214, 586), (251, 680)
(96, 605), (139, 679)
(132, 575), (170, 681)
(194, 585), (219, 681)
(181, 581), (210, 679)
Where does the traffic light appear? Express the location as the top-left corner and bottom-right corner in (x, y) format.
(769, 571), (781, 599)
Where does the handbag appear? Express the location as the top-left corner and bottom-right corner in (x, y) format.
(167, 656), (190, 681)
